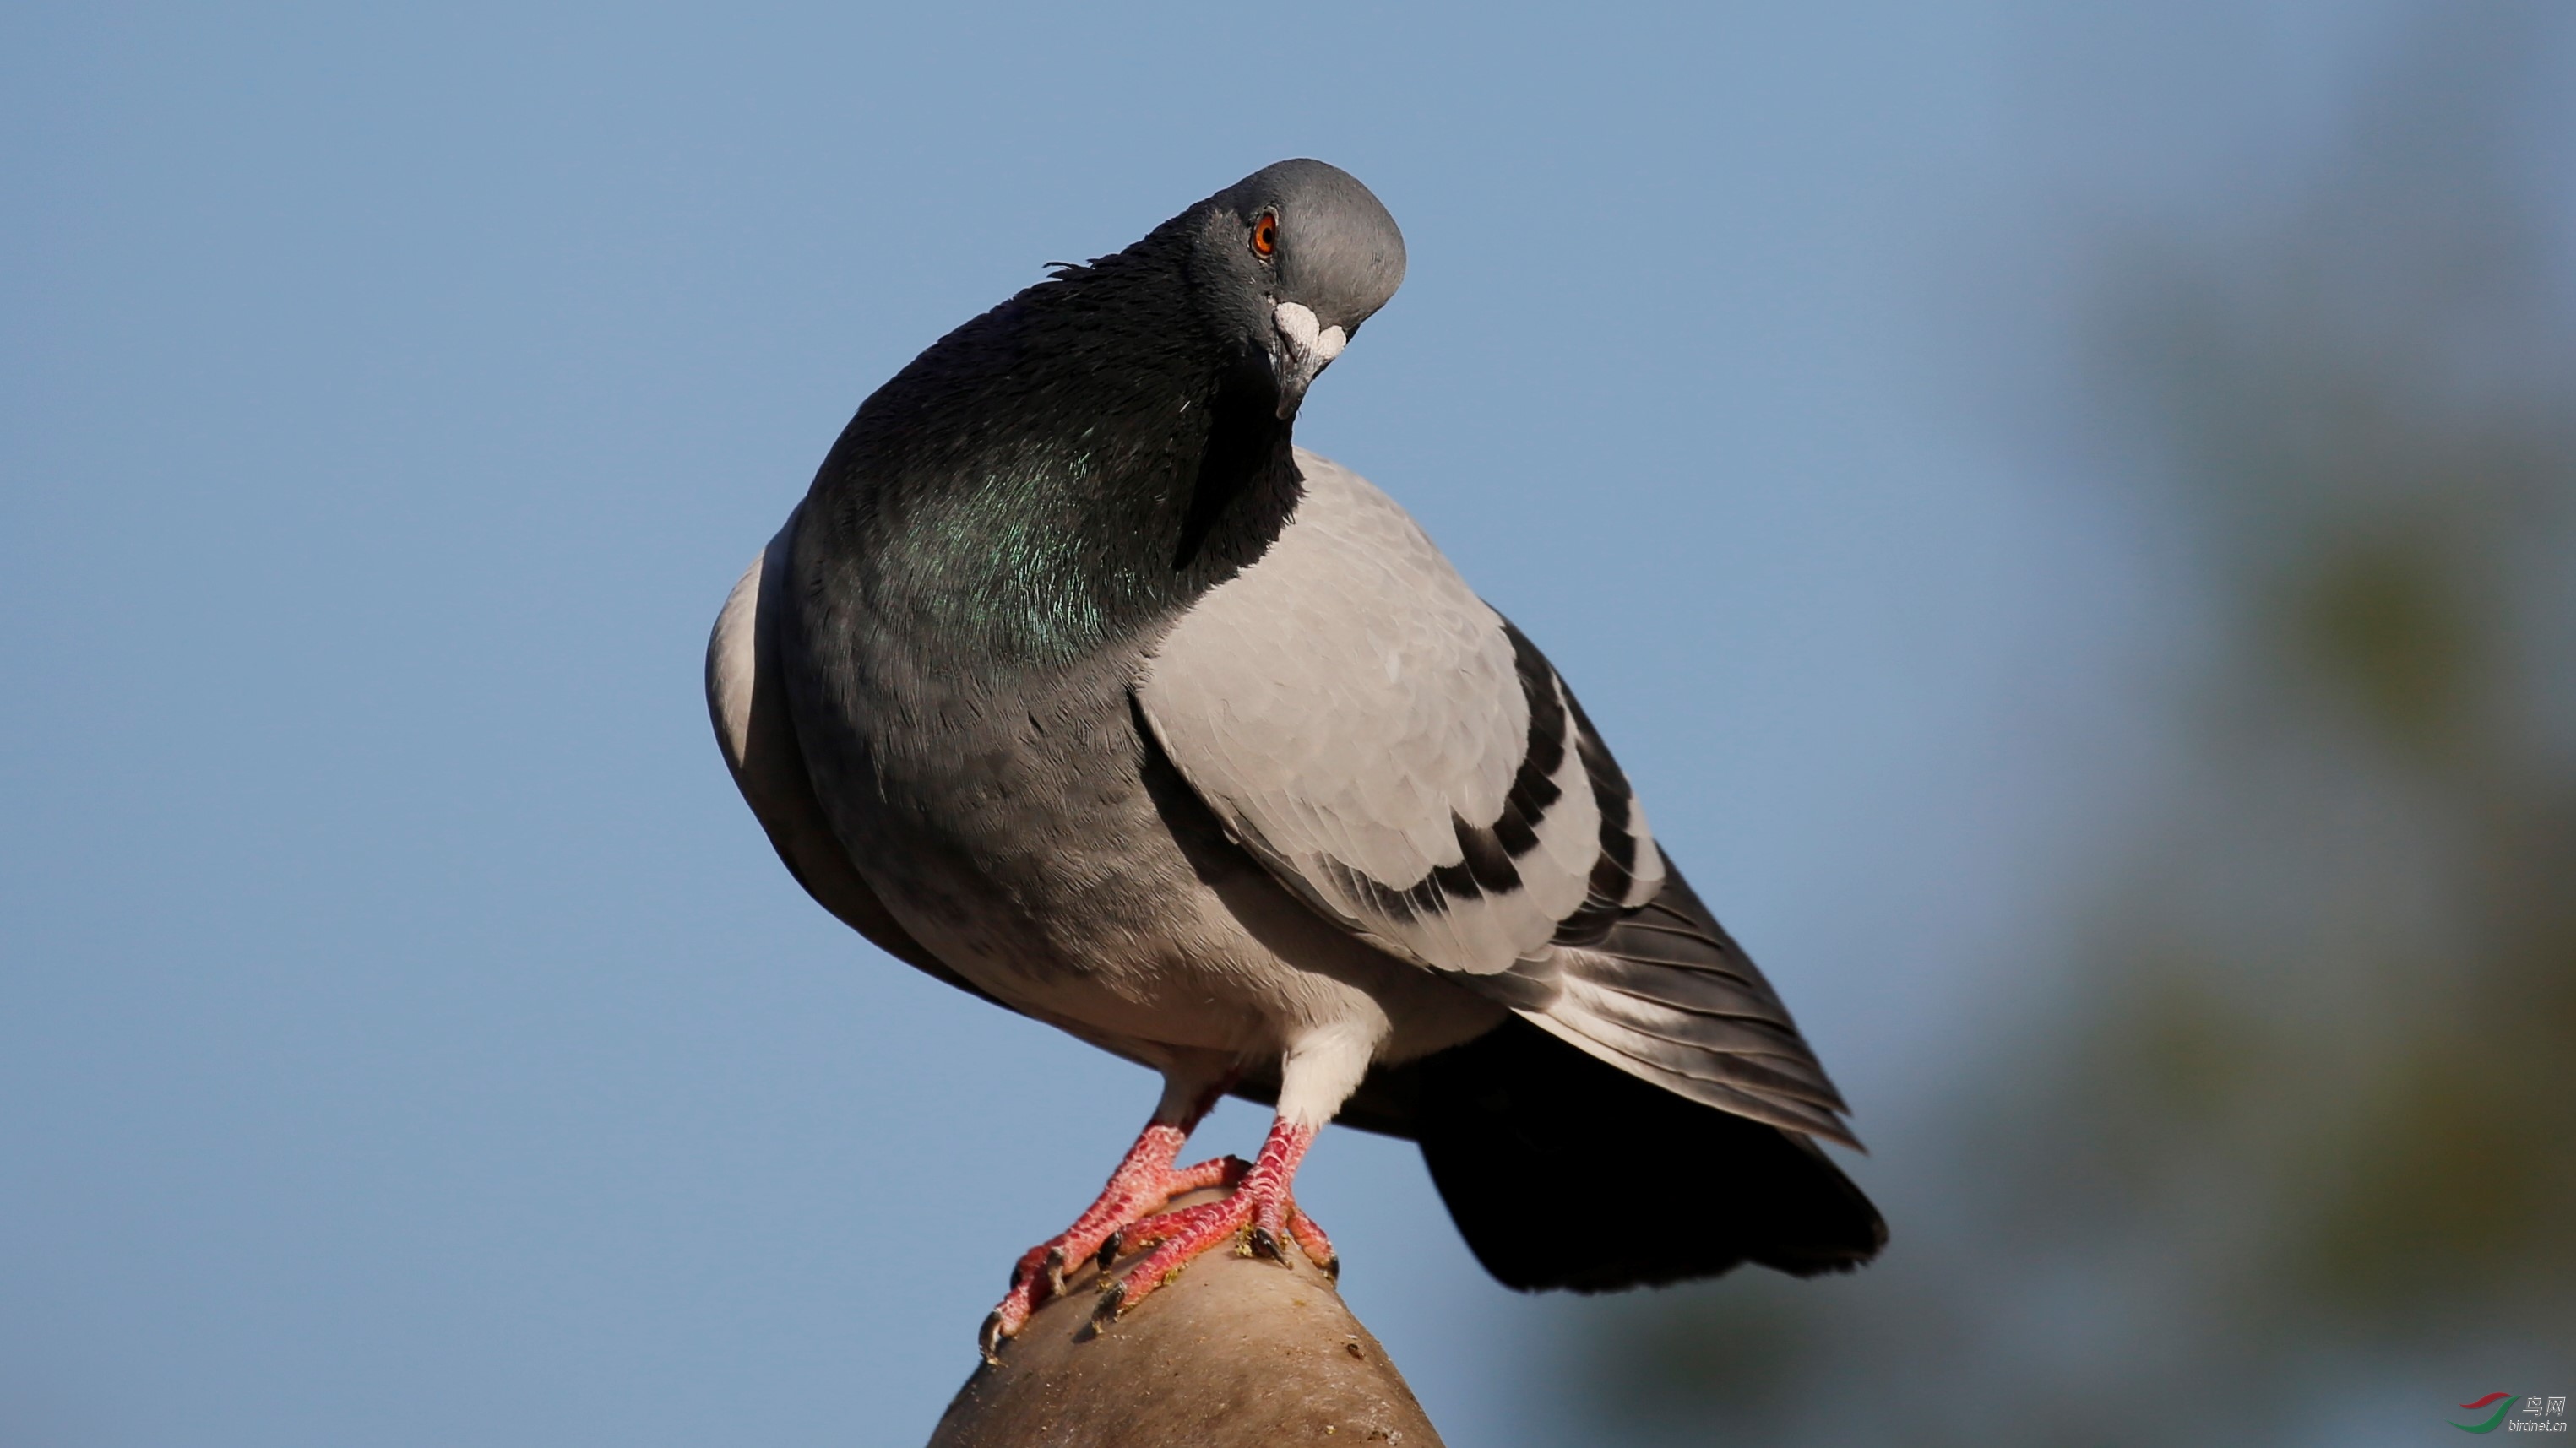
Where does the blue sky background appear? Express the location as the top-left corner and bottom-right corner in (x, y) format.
(7, 3), (2567, 1445)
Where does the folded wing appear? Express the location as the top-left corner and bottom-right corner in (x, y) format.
(1139, 451), (1663, 974)
(1139, 450), (1859, 1147)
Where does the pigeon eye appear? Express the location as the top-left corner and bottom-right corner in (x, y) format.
(1251, 213), (1278, 258)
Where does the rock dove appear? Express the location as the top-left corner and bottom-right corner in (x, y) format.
(707, 159), (1884, 1357)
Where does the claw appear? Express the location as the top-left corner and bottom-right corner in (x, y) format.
(1095, 1230), (1124, 1269)
(1041, 1245), (1068, 1298)
(977, 1310), (1007, 1366)
(1248, 1224), (1284, 1261)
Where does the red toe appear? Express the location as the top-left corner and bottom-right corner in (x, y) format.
(1095, 1117), (1327, 1321)
(981, 1121), (1249, 1358)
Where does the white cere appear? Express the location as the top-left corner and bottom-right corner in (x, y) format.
(1274, 301), (1323, 355)
(1274, 301), (1349, 368)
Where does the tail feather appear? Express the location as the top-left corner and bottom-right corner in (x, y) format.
(1413, 1017), (1887, 1291)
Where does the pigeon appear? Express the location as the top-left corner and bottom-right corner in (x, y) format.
(706, 159), (1884, 1358)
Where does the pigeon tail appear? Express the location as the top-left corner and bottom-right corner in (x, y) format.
(1413, 1017), (1886, 1291)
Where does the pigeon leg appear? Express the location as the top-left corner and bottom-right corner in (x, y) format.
(1091, 1114), (1327, 1323)
(980, 1096), (1242, 1360)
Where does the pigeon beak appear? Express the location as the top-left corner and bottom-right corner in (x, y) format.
(1268, 301), (1349, 420)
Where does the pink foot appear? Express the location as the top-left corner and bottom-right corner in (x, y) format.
(1091, 1118), (1333, 1325)
(1285, 1198), (1338, 1277)
(979, 1120), (1244, 1361)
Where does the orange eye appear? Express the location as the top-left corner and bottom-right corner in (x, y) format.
(1251, 213), (1278, 257)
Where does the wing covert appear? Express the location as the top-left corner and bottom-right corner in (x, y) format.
(1137, 451), (1664, 977)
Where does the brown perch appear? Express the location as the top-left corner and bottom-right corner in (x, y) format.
(927, 1192), (1445, 1447)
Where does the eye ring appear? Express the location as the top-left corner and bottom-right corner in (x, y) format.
(1251, 212), (1278, 258)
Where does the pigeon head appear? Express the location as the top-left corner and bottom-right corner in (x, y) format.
(1184, 160), (1407, 419)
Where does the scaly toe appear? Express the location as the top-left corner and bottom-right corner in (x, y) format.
(1287, 1204), (1339, 1277)
(1121, 1196), (1236, 1252)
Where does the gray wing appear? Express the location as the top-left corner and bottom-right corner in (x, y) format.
(1139, 451), (1663, 976)
(1139, 450), (1858, 1145)
(706, 507), (999, 1005)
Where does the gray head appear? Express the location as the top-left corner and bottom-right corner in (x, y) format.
(1182, 159), (1407, 418)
